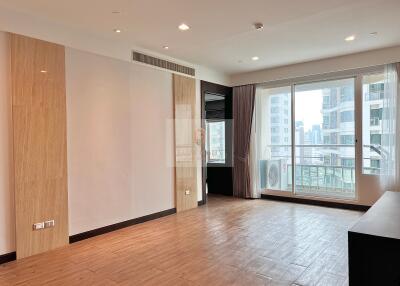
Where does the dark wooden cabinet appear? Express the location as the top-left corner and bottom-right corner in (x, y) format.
(348, 191), (400, 286)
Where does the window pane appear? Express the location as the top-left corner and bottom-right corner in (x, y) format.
(206, 121), (225, 163)
(256, 86), (292, 192)
(362, 73), (384, 175)
(294, 78), (356, 199)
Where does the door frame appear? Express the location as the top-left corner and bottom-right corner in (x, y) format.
(200, 81), (233, 203)
(256, 65), (384, 205)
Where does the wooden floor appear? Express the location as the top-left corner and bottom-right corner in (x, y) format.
(0, 195), (363, 286)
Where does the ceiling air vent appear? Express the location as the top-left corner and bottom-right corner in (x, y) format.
(132, 51), (195, 77)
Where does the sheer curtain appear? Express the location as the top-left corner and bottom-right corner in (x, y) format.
(249, 106), (259, 198)
(380, 63), (400, 192)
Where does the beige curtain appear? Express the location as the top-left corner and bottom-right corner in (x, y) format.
(233, 85), (255, 198)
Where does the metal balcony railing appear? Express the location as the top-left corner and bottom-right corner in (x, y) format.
(260, 144), (384, 198)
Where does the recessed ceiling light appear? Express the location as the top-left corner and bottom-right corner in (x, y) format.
(178, 23), (190, 31)
(163, 46), (169, 50)
(40, 70), (47, 73)
(253, 23), (264, 31)
(251, 56), (259, 61)
(114, 29), (122, 33)
(345, 35), (356, 42)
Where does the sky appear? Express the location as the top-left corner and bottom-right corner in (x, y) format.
(295, 90), (323, 131)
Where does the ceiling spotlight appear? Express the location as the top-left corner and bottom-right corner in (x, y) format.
(345, 35), (355, 41)
(253, 22), (264, 31)
(163, 46), (169, 50)
(178, 23), (190, 31)
(40, 70), (47, 73)
(114, 29), (122, 33)
(251, 56), (259, 61)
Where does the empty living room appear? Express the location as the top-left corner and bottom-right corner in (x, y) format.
(0, 1), (400, 285)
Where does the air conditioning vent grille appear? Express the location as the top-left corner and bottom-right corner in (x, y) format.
(132, 51), (195, 76)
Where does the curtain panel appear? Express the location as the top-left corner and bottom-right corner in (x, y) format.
(380, 63), (400, 192)
(233, 85), (255, 198)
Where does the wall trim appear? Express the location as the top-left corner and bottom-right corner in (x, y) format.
(261, 194), (370, 211)
(0, 251), (16, 265)
(69, 208), (176, 243)
(0, 208), (177, 265)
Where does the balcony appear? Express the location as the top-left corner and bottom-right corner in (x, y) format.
(259, 144), (381, 199)
(290, 164), (355, 199)
(370, 117), (381, 126)
(365, 91), (384, 101)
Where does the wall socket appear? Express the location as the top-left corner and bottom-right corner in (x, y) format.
(33, 222), (44, 231)
(185, 189), (190, 195)
(44, 220), (55, 228)
(33, 220), (55, 231)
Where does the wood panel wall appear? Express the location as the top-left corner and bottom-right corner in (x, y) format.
(11, 34), (69, 259)
(173, 74), (198, 212)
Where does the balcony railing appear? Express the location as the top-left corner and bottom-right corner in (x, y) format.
(290, 164), (355, 198)
(365, 91), (384, 101)
(260, 144), (383, 198)
(370, 117), (381, 126)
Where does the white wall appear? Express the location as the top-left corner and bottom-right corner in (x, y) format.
(231, 45), (400, 86)
(0, 32), (14, 255)
(0, 38), (203, 253)
(66, 48), (176, 235)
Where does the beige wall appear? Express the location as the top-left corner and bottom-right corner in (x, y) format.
(66, 48), (176, 235)
(231, 45), (400, 86)
(0, 32), (14, 255)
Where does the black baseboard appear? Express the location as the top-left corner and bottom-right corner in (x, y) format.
(0, 251), (16, 265)
(69, 208), (176, 244)
(261, 194), (370, 211)
(198, 200), (205, 206)
(1, 208), (178, 265)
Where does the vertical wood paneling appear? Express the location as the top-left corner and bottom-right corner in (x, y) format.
(173, 74), (198, 212)
(11, 34), (69, 259)
(0, 32), (15, 255)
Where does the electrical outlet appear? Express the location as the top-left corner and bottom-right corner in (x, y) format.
(33, 222), (45, 231)
(185, 189), (190, 195)
(44, 220), (55, 229)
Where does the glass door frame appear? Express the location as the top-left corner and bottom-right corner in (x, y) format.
(291, 76), (357, 200)
(258, 65), (384, 203)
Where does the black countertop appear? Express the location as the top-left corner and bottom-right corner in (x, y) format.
(349, 191), (400, 240)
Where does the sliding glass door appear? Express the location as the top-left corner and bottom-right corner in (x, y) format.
(256, 77), (359, 200)
(294, 79), (356, 199)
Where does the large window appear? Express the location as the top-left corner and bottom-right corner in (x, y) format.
(362, 73), (384, 175)
(255, 69), (387, 201)
(205, 120), (225, 163)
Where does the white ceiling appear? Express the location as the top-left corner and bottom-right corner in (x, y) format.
(1, 0), (399, 75)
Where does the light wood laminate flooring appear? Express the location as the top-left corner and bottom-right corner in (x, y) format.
(0, 195), (363, 286)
